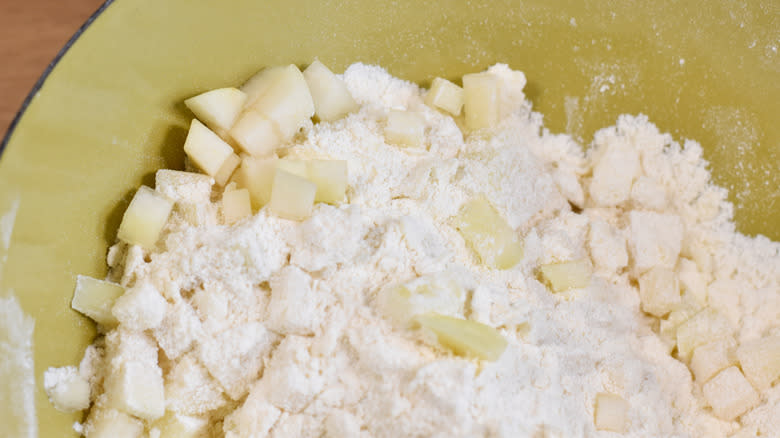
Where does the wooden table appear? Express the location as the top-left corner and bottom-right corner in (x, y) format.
(0, 0), (107, 139)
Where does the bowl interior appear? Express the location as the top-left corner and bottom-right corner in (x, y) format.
(0, 0), (777, 435)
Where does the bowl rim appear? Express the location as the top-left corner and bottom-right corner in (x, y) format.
(0, 0), (114, 160)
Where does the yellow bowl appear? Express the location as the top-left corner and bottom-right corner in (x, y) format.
(0, 0), (777, 435)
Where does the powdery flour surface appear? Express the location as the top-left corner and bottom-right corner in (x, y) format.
(52, 64), (779, 437)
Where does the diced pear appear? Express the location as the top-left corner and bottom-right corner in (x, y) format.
(155, 170), (214, 204)
(638, 266), (680, 317)
(104, 361), (165, 421)
(690, 337), (737, 383)
(658, 303), (699, 352)
(385, 110), (425, 147)
(86, 408), (144, 438)
(462, 72), (499, 131)
(222, 188), (252, 224)
(425, 77), (464, 116)
(214, 152), (241, 187)
(234, 156), (278, 210)
(117, 186), (174, 249)
(229, 110), (282, 157)
(307, 160), (348, 204)
(43, 366), (91, 412)
(736, 335), (780, 390)
(153, 412), (208, 438)
(454, 197), (523, 269)
(379, 273), (466, 327)
(183, 119), (235, 177)
(276, 159), (309, 178)
(71, 275), (125, 327)
(702, 367), (759, 421)
(594, 393), (628, 433)
(240, 65), (288, 107)
(250, 64), (315, 140)
(268, 169), (317, 220)
(539, 260), (592, 293)
(184, 87), (247, 133)
(415, 313), (507, 361)
(676, 308), (734, 362)
(303, 60), (358, 122)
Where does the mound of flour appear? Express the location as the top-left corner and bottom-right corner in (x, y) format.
(50, 64), (779, 437)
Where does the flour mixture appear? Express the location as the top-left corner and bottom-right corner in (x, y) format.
(44, 62), (780, 438)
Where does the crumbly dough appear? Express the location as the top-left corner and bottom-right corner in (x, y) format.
(48, 64), (779, 438)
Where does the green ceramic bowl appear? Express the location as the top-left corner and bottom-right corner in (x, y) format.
(0, 0), (777, 435)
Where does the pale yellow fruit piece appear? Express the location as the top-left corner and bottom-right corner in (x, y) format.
(229, 110), (282, 157)
(85, 408), (144, 438)
(43, 366), (90, 412)
(183, 119), (234, 177)
(234, 156), (278, 210)
(736, 335), (780, 390)
(380, 273), (466, 327)
(71, 275), (125, 327)
(702, 366), (759, 421)
(415, 312), (507, 361)
(222, 188), (252, 225)
(303, 59), (358, 122)
(454, 197), (523, 269)
(539, 259), (592, 293)
(425, 77), (464, 116)
(462, 72), (499, 131)
(104, 361), (165, 421)
(240, 65), (288, 107)
(214, 153), (241, 187)
(184, 87), (247, 133)
(250, 64), (315, 140)
(658, 293), (703, 350)
(153, 412), (208, 438)
(638, 266), (680, 317)
(268, 169), (317, 221)
(276, 158), (309, 178)
(307, 160), (348, 204)
(385, 110), (425, 147)
(690, 337), (737, 383)
(117, 186), (174, 249)
(594, 393), (629, 433)
(676, 307), (734, 362)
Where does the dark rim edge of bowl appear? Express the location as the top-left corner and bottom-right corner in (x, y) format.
(0, 0), (115, 160)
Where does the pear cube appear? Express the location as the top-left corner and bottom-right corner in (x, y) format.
(307, 159), (348, 204)
(415, 312), (507, 361)
(736, 335), (780, 390)
(425, 77), (464, 116)
(183, 119), (235, 178)
(184, 87), (247, 133)
(222, 188), (252, 225)
(117, 186), (174, 249)
(454, 197), (523, 269)
(702, 366), (759, 421)
(385, 110), (425, 147)
(594, 393), (628, 432)
(462, 72), (499, 131)
(638, 266), (680, 317)
(250, 64), (315, 140)
(539, 260), (592, 293)
(71, 275), (125, 327)
(229, 110), (282, 157)
(303, 59), (358, 122)
(268, 169), (317, 220)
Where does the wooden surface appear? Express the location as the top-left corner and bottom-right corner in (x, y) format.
(0, 0), (107, 140)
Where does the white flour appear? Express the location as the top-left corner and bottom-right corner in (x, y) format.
(47, 64), (779, 437)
